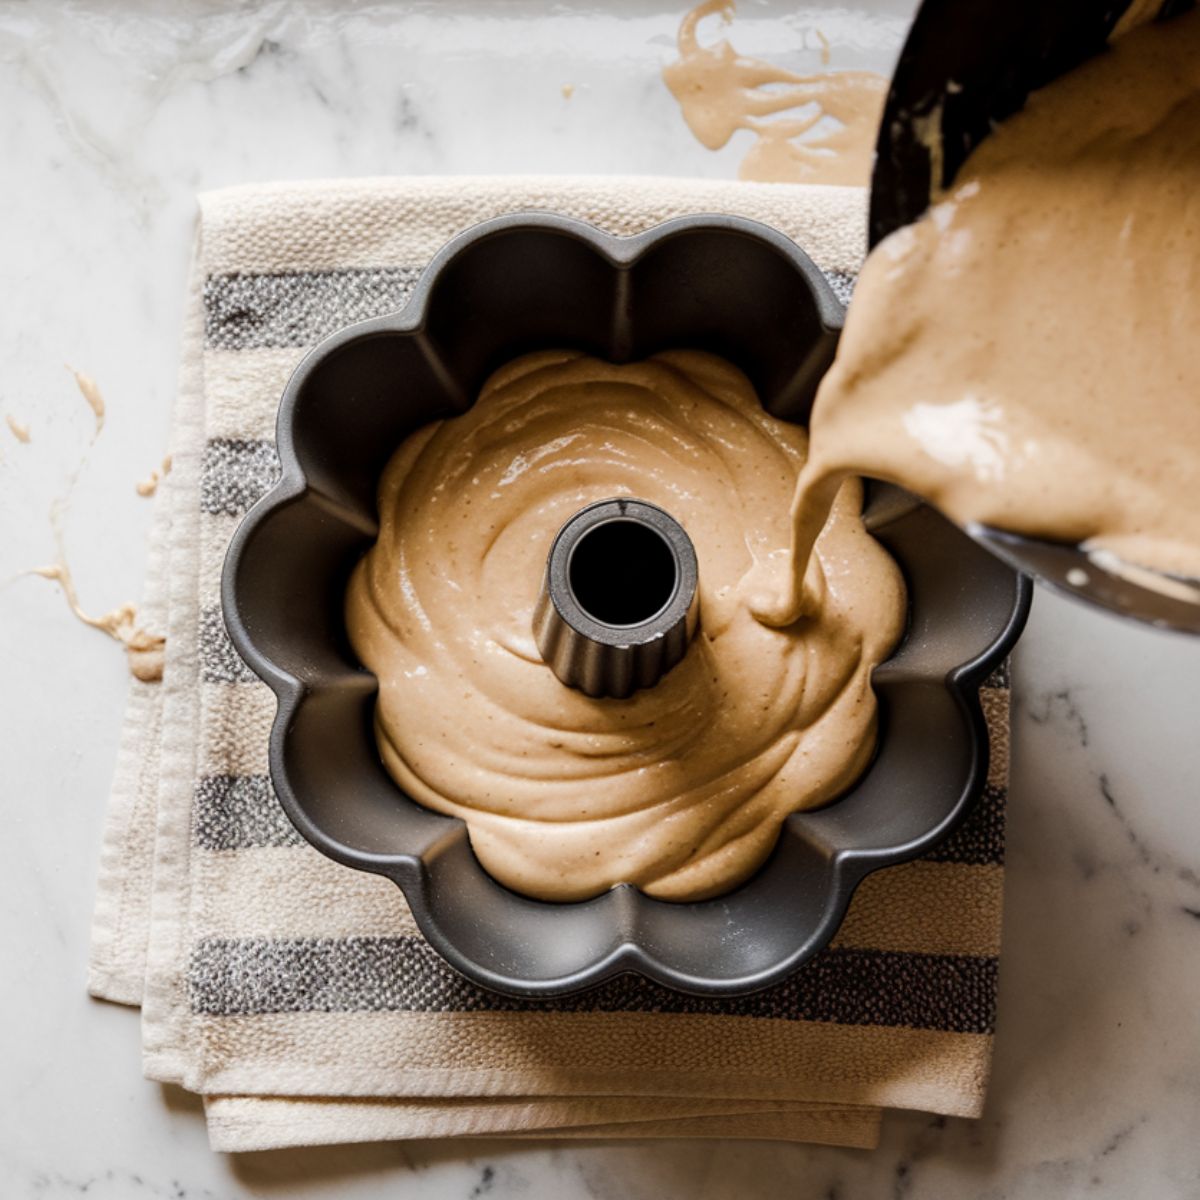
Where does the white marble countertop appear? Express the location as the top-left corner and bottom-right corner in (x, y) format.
(2, 2), (1198, 1197)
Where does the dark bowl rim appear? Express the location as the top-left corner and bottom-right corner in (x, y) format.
(221, 211), (1032, 998)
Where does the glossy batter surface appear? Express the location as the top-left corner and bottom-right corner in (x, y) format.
(346, 350), (905, 901)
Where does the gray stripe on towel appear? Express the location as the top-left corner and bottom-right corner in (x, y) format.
(204, 266), (423, 351)
(924, 783), (1006, 867)
(823, 269), (856, 308)
(201, 438), (281, 516)
(200, 606), (256, 684)
(194, 775), (303, 851)
(190, 936), (998, 1032)
(983, 661), (1010, 690)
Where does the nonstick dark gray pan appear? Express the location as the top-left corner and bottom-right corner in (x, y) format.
(871, 0), (1200, 633)
(222, 213), (1030, 998)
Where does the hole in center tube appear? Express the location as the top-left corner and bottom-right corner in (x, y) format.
(568, 519), (678, 627)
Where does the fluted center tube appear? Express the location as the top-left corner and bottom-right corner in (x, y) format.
(532, 498), (700, 699)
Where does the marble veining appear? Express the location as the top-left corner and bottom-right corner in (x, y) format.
(1, 2), (1198, 1198)
(1024, 687), (1091, 748)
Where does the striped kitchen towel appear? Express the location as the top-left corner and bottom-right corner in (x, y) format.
(87, 176), (1010, 1154)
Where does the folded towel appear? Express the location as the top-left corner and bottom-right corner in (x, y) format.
(87, 176), (1011, 1154)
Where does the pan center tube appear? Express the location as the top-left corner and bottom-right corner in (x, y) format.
(533, 498), (700, 699)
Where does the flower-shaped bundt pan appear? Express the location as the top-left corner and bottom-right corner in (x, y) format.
(222, 213), (1030, 998)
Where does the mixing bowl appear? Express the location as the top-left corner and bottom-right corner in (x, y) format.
(222, 212), (1030, 997)
(871, 0), (1200, 632)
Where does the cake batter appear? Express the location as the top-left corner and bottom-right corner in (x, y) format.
(347, 350), (905, 902)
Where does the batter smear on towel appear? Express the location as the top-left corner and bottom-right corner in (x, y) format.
(346, 351), (905, 902)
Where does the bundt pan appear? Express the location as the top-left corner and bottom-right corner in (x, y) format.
(222, 213), (1031, 999)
